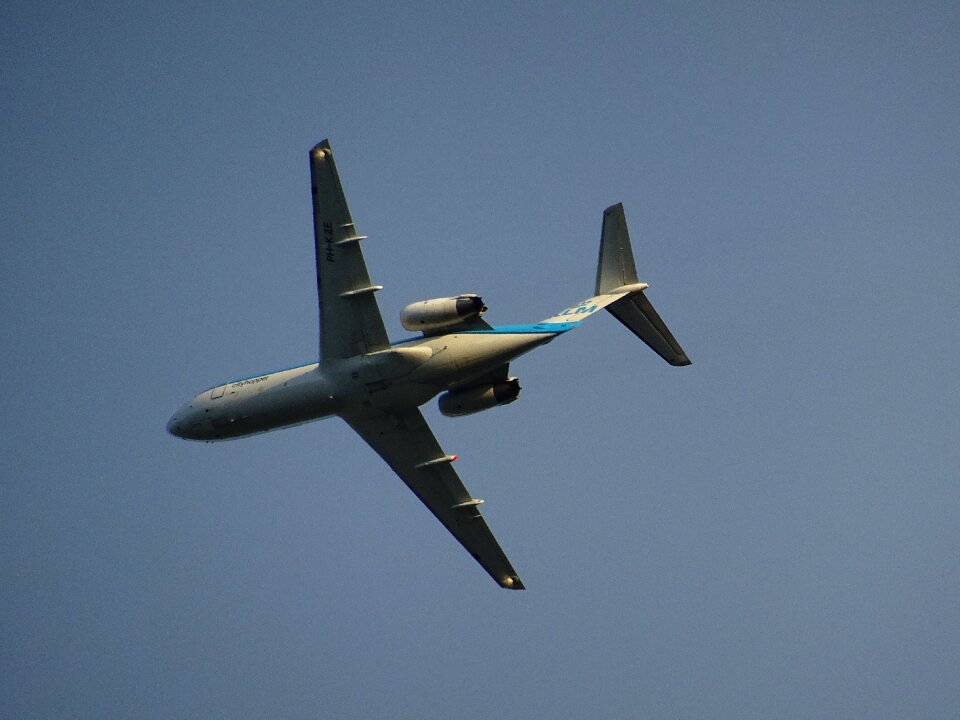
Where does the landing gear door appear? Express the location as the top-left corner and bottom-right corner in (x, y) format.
(210, 384), (226, 399)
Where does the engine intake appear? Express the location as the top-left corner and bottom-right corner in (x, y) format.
(401, 295), (486, 332)
(438, 378), (521, 417)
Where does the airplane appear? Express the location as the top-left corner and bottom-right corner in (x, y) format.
(167, 139), (690, 589)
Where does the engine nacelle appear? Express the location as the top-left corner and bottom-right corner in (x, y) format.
(438, 378), (521, 418)
(401, 294), (486, 332)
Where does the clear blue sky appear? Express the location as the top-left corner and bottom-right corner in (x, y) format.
(3, 2), (959, 718)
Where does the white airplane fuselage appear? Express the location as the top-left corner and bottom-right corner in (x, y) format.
(167, 327), (563, 441)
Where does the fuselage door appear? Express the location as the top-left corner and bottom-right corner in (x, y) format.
(210, 384), (226, 399)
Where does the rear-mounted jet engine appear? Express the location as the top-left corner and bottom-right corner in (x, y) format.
(401, 294), (486, 332)
(438, 378), (521, 417)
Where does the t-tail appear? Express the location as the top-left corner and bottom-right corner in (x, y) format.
(540, 203), (691, 366)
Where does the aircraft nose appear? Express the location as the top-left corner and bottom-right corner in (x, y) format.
(166, 413), (184, 437)
(167, 402), (211, 440)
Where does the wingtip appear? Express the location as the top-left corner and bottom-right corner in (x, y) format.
(501, 575), (525, 590)
(311, 139), (332, 154)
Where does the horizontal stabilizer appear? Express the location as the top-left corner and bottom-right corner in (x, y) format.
(607, 291), (691, 366)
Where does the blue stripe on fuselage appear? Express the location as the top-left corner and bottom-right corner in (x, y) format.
(460, 322), (581, 334)
(389, 321), (580, 346)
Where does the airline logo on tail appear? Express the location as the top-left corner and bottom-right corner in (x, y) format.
(539, 290), (631, 326)
(556, 300), (600, 318)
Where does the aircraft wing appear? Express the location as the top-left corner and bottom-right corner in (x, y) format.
(310, 140), (390, 360)
(342, 408), (524, 589)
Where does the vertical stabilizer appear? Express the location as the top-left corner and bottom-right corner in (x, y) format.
(595, 203), (639, 294)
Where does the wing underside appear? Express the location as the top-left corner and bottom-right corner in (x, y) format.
(310, 141), (390, 360)
(342, 409), (524, 589)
